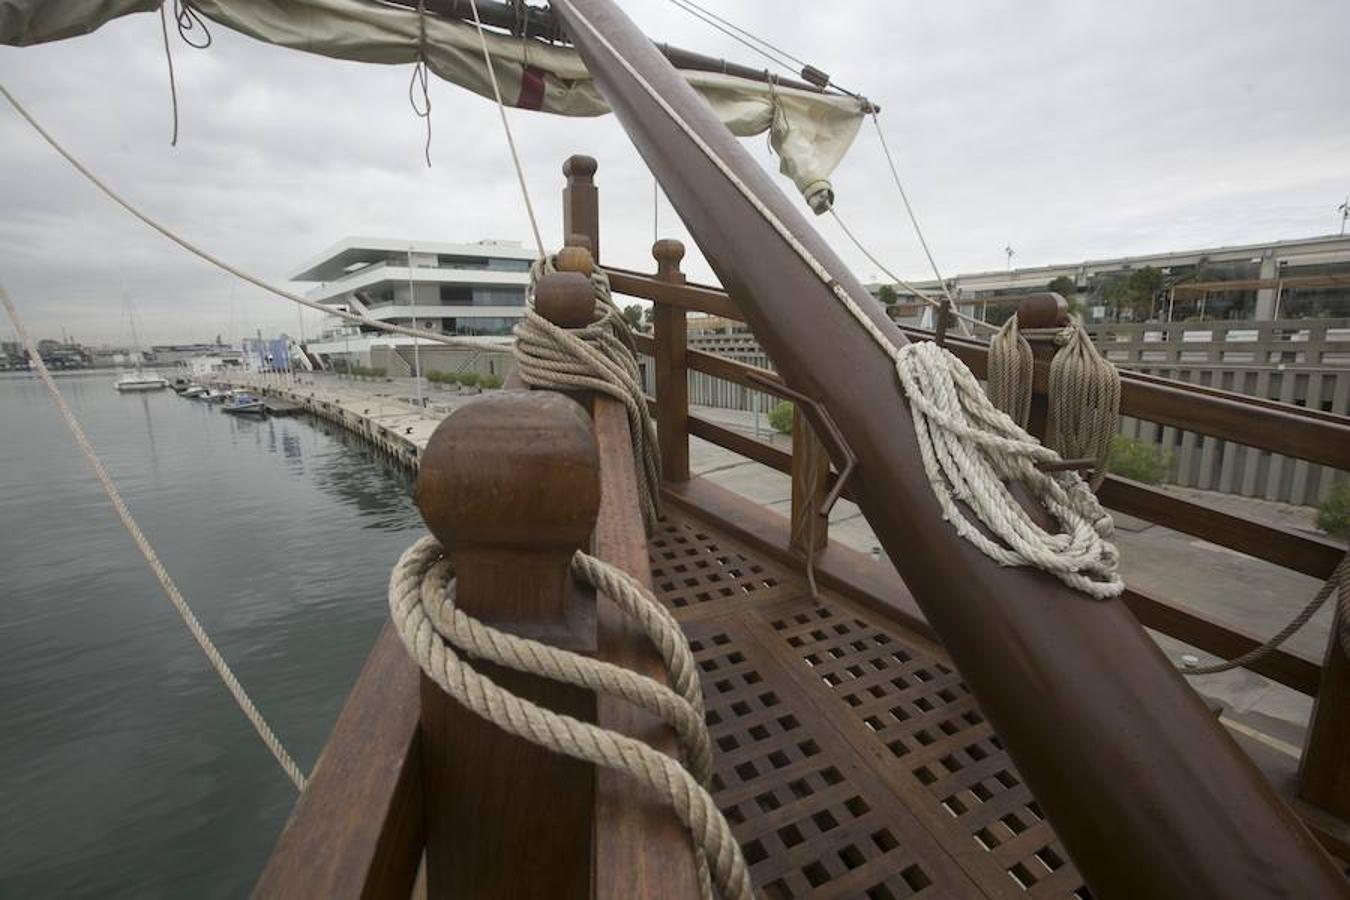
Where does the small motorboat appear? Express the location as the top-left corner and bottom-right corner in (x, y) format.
(198, 388), (229, 403)
(114, 369), (169, 392)
(180, 384), (207, 398)
(171, 376), (192, 393)
(222, 392), (266, 416)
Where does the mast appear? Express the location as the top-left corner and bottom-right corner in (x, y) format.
(549, 1), (1346, 896)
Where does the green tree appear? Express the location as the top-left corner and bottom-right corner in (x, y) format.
(767, 401), (794, 434)
(622, 304), (644, 331)
(1104, 267), (1164, 321)
(1316, 480), (1350, 538)
(1106, 435), (1173, 484)
(876, 284), (898, 306)
(1047, 276), (1083, 318)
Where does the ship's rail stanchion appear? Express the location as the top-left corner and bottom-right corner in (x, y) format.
(414, 390), (602, 899)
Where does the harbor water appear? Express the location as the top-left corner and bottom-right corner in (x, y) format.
(0, 372), (423, 898)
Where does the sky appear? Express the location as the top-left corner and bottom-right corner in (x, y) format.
(1, 0), (1347, 346)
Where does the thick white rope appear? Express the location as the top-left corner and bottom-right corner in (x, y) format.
(554, 0), (1120, 597)
(390, 536), (751, 900)
(896, 342), (1123, 598)
(0, 281), (307, 791)
(514, 256), (662, 530)
(0, 84), (484, 353)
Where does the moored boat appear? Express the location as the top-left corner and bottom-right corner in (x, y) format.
(222, 392), (266, 416)
(114, 369), (169, 392)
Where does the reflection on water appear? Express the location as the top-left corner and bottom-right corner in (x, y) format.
(0, 373), (423, 899)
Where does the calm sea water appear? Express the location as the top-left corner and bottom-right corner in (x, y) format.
(0, 372), (424, 898)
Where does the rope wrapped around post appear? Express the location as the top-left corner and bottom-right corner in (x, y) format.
(514, 250), (662, 530)
(389, 535), (751, 900)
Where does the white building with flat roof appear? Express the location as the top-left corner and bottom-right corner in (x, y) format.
(294, 237), (533, 364)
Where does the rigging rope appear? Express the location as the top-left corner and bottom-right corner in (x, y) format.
(158, 3), (181, 147)
(554, 0), (1122, 598)
(514, 255), (662, 530)
(408, 0), (434, 167)
(390, 536), (751, 900)
(466, 0), (546, 258)
(0, 85), (486, 352)
(0, 281), (307, 792)
(1183, 552), (1350, 676)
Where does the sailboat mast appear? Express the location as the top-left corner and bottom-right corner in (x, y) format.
(549, 1), (1345, 896)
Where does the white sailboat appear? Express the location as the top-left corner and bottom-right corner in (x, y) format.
(114, 288), (168, 392)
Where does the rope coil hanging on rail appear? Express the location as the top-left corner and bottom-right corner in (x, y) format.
(514, 254), (663, 531)
(389, 536), (752, 900)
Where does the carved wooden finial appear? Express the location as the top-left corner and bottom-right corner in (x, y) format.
(562, 154), (597, 181)
(533, 271), (595, 329)
(1016, 293), (1070, 329)
(415, 392), (600, 554)
(556, 244), (595, 277)
(652, 239), (686, 282)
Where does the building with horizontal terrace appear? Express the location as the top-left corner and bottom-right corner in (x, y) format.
(294, 237), (533, 371)
(876, 233), (1350, 326)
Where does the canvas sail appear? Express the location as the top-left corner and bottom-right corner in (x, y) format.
(0, 0), (865, 211)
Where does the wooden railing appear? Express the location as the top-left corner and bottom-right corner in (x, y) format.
(255, 381), (700, 897)
(607, 230), (1350, 836)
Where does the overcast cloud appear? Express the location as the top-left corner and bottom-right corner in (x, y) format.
(1, 0), (1347, 345)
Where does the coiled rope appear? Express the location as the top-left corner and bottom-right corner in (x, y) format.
(513, 255), (662, 531)
(0, 281), (306, 791)
(1184, 552), (1350, 676)
(987, 317), (1121, 489)
(389, 536), (751, 900)
(897, 341), (1123, 598)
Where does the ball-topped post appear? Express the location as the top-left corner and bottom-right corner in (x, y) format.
(1016, 292), (1070, 329)
(415, 389), (599, 898)
(652, 238), (685, 284)
(533, 270), (596, 329)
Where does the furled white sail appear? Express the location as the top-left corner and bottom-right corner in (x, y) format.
(1, 0), (864, 211)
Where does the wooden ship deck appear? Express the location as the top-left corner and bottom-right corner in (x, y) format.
(253, 138), (1349, 898)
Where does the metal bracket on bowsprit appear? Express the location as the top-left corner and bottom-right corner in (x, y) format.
(747, 372), (857, 516)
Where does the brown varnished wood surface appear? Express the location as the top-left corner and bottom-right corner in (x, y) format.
(590, 395), (702, 900)
(1300, 603), (1350, 820)
(252, 624), (423, 900)
(646, 508), (1093, 898)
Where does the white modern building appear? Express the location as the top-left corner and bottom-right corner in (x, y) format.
(294, 237), (533, 367)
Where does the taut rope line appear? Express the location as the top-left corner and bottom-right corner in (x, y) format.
(0, 85), (487, 353)
(0, 281), (307, 792)
(390, 536), (751, 900)
(554, 0), (1122, 598)
(1184, 552), (1350, 676)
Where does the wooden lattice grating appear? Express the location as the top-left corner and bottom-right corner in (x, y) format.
(650, 514), (1092, 899)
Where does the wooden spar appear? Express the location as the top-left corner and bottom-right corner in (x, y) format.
(380, 0), (834, 96)
(550, 1), (1347, 896)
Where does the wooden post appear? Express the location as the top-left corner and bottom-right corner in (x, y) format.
(789, 411), (829, 556)
(652, 239), (690, 482)
(414, 391), (601, 899)
(563, 154), (600, 263)
(1298, 601), (1350, 820)
(1016, 293), (1070, 441)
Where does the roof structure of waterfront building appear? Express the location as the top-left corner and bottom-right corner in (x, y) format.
(293, 237), (533, 358)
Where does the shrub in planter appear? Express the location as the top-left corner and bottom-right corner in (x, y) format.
(1316, 480), (1350, 539)
(1105, 435), (1173, 484)
(767, 401), (794, 435)
(480, 374), (503, 389)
